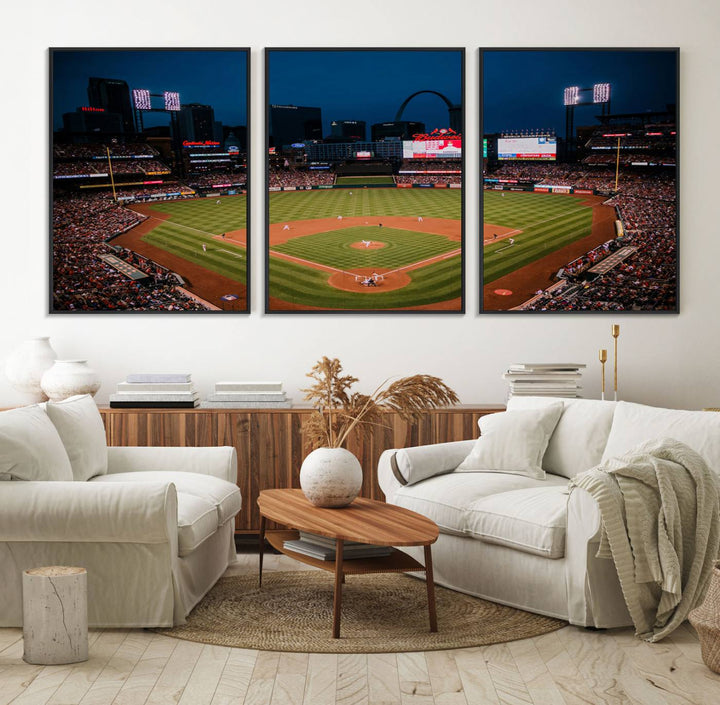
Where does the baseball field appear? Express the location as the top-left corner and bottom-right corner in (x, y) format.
(267, 187), (462, 311)
(114, 195), (248, 309)
(482, 189), (616, 310)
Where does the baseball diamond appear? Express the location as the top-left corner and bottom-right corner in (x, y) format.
(267, 189), (462, 311)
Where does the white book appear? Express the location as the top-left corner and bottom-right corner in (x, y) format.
(215, 381), (283, 392)
(508, 363), (586, 371)
(503, 372), (582, 380)
(298, 531), (364, 548)
(207, 392), (287, 402)
(110, 392), (199, 402)
(282, 539), (392, 561)
(199, 400), (292, 409)
(117, 382), (196, 393)
(126, 373), (192, 383)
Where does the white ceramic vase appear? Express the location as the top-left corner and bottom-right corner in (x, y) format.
(299, 447), (363, 508)
(40, 360), (101, 402)
(4, 337), (58, 402)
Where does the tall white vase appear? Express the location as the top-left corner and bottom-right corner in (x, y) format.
(4, 337), (58, 403)
(40, 360), (101, 402)
(299, 447), (363, 508)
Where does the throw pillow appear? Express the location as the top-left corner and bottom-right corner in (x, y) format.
(456, 404), (564, 479)
(0, 405), (73, 481)
(392, 440), (476, 485)
(45, 394), (108, 481)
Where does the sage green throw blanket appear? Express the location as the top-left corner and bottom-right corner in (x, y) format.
(571, 438), (720, 641)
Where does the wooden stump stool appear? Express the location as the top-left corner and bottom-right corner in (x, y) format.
(22, 566), (88, 665)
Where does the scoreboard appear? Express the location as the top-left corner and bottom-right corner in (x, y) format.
(403, 139), (462, 159)
(498, 136), (556, 161)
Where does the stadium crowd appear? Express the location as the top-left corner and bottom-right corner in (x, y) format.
(268, 168), (335, 188)
(52, 193), (207, 311)
(521, 173), (677, 311)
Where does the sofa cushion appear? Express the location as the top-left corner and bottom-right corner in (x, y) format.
(393, 471), (568, 536)
(465, 486), (570, 559)
(45, 394), (108, 481)
(456, 404), (563, 479)
(91, 471), (241, 525)
(508, 396), (616, 478)
(601, 402), (720, 476)
(392, 440), (476, 486)
(176, 492), (220, 556)
(0, 405), (73, 481)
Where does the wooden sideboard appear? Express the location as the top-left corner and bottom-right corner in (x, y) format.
(99, 405), (504, 533)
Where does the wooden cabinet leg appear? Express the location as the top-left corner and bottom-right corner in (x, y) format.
(332, 539), (344, 638)
(424, 544), (438, 633)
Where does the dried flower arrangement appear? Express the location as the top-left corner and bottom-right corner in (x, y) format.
(302, 356), (459, 450)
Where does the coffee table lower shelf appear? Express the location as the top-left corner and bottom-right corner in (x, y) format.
(260, 529), (437, 638)
(265, 529), (425, 574)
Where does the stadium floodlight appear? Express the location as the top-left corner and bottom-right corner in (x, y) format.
(132, 89), (152, 111)
(593, 83), (611, 104)
(164, 91), (181, 111)
(564, 86), (580, 106)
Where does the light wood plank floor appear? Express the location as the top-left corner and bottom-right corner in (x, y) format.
(1, 553), (718, 705)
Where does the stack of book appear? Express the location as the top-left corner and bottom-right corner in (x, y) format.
(283, 531), (393, 561)
(502, 363), (586, 399)
(109, 373), (199, 408)
(200, 381), (292, 408)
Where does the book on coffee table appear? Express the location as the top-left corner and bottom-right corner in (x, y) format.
(282, 538), (393, 561)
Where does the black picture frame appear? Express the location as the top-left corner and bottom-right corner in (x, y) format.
(265, 47), (465, 314)
(480, 48), (679, 314)
(50, 47), (250, 313)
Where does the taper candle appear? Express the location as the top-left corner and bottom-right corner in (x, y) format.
(599, 349), (607, 401)
(611, 324), (620, 401)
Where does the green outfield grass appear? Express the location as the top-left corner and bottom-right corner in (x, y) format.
(268, 187), (461, 309)
(140, 196), (247, 283)
(335, 176), (396, 185)
(269, 188), (460, 223)
(483, 190), (594, 284)
(268, 254), (462, 309)
(272, 226), (457, 271)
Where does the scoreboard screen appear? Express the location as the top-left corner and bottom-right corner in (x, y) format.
(403, 139), (462, 159)
(498, 136), (556, 161)
(133, 89), (152, 111)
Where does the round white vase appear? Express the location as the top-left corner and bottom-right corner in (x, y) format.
(299, 447), (363, 508)
(4, 337), (58, 403)
(40, 360), (101, 402)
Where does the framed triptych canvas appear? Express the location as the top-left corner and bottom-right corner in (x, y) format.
(481, 48), (678, 313)
(265, 48), (465, 313)
(50, 48), (250, 313)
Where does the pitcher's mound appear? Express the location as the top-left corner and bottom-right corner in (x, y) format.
(328, 267), (410, 293)
(350, 241), (387, 250)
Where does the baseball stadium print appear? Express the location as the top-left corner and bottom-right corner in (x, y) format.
(50, 48), (250, 313)
(265, 48), (464, 313)
(481, 49), (678, 313)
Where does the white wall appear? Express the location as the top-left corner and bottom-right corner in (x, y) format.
(1, 0), (718, 410)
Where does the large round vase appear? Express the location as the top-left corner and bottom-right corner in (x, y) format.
(4, 337), (58, 402)
(40, 360), (101, 402)
(299, 447), (363, 508)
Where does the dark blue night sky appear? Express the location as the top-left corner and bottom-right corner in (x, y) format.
(52, 49), (248, 131)
(483, 50), (677, 135)
(267, 50), (463, 136)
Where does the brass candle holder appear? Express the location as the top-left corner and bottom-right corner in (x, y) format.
(611, 324), (620, 401)
(599, 349), (608, 401)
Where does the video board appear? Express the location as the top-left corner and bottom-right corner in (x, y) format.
(497, 136), (556, 161)
(403, 139), (462, 159)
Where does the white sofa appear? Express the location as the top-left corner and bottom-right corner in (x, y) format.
(378, 397), (720, 628)
(0, 395), (241, 628)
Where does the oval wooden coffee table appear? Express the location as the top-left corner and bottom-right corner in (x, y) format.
(257, 488), (439, 639)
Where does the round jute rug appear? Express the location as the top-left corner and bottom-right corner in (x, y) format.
(155, 571), (565, 653)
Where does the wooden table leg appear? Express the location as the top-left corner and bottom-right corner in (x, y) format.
(424, 544), (438, 633)
(258, 515), (266, 588)
(332, 539), (344, 639)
